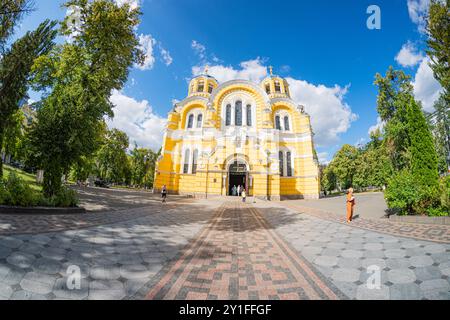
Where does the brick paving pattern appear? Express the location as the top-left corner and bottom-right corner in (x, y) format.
(281, 203), (450, 244)
(0, 200), (194, 236)
(1, 190), (449, 300)
(140, 201), (346, 300)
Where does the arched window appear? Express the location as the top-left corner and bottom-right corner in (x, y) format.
(284, 116), (290, 131)
(225, 104), (231, 126)
(196, 114), (203, 128)
(274, 81), (281, 93)
(197, 81), (204, 92)
(286, 152), (292, 177)
(235, 101), (242, 126)
(265, 84), (271, 94)
(275, 115), (281, 130)
(183, 149), (190, 174)
(246, 104), (252, 126)
(187, 114), (194, 129)
(192, 150), (198, 174)
(208, 84), (214, 93)
(279, 151), (284, 176)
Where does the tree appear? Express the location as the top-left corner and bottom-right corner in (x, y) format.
(0, 19), (57, 177)
(374, 67), (415, 171)
(0, 0), (34, 50)
(2, 109), (25, 162)
(28, 0), (143, 196)
(406, 95), (439, 188)
(427, 0), (450, 104)
(328, 144), (359, 190)
(427, 95), (450, 173)
(353, 132), (393, 189)
(130, 144), (159, 188)
(96, 128), (130, 184)
(320, 165), (336, 193)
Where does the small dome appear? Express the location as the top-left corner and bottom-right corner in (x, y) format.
(260, 67), (290, 98)
(188, 68), (218, 97)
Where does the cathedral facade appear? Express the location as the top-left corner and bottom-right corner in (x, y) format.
(154, 68), (320, 200)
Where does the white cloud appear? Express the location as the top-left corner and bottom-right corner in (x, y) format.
(317, 152), (329, 164)
(192, 58), (268, 83)
(159, 45), (173, 66)
(115, 0), (140, 10)
(413, 56), (443, 112)
(108, 90), (166, 151)
(191, 58), (356, 146)
(286, 78), (357, 147)
(395, 41), (424, 67)
(191, 40), (206, 61)
(136, 34), (156, 70)
(368, 116), (385, 135)
(407, 0), (430, 33)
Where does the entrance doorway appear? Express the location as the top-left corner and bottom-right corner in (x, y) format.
(228, 161), (247, 196)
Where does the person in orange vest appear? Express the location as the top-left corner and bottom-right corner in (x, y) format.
(346, 187), (355, 223)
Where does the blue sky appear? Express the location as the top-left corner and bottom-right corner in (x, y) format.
(15, 0), (442, 161)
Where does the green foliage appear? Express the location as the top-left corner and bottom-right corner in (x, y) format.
(0, 0), (33, 48)
(0, 19), (57, 177)
(427, 0), (450, 105)
(44, 186), (79, 207)
(385, 170), (440, 215)
(0, 171), (78, 207)
(327, 144), (359, 189)
(320, 165), (336, 192)
(28, 0), (143, 196)
(406, 96), (439, 188)
(96, 128), (130, 184)
(70, 155), (96, 182)
(374, 67), (414, 171)
(0, 172), (36, 206)
(439, 175), (450, 211)
(130, 144), (158, 188)
(427, 95), (450, 174)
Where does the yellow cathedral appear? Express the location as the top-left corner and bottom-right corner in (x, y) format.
(154, 67), (320, 200)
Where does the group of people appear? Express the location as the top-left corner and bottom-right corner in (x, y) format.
(231, 185), (244, 196)
(231, 185), (246, 202)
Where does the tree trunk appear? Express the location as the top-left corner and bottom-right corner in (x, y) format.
(43, 162), (63, 197)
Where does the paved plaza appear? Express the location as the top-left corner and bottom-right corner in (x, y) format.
(0, 188), (449, 300)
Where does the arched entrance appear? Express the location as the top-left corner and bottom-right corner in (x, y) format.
(227, 159), (248, 196)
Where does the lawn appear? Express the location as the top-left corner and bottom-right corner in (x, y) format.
(3, 164), (42, 192)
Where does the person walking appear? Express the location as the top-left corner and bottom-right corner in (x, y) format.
(161, 184), (168, 203)
(232, 185), (237, 196)
(346, 187), (355, 223)
(237, 185), (241, 196)
(242, 188), (246, 203)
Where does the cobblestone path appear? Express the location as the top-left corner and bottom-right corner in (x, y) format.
(140, 201), (346, 300)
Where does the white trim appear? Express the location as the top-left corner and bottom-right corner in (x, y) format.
(185, 108), (204, 130)
(274, 110), (292, 132)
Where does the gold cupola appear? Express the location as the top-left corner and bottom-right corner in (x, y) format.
(188, 66), (218, 97)
(260, 66), (290, 98)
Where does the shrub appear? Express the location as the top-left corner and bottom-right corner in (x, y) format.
(1, 172), (37, 206)
(385, 170), (440, 215)
(0, 174), (78, 208)
(439, 175), (450, 211)
(426, 207), (449, 217)
(0, 180), (7, 204)
(45, 186), (79, 207)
